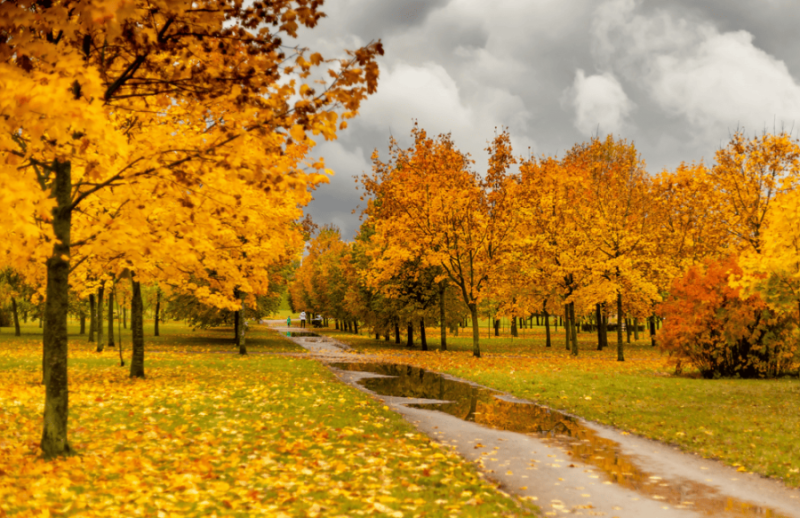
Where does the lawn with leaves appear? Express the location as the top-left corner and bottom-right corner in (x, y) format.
(0, 325), (536, 517)
(321, 327), (800, 489)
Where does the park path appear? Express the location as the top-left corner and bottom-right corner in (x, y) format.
(272, 323), (800, 517)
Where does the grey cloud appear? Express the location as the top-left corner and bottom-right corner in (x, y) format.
(295, 0), (800, 238)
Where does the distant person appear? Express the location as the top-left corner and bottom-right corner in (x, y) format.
(300, 311), (306, 328)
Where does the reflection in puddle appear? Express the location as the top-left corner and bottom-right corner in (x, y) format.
(333, 362), (789, 518)
(289, 332), (320, 338)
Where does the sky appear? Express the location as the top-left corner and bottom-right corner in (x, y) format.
(295, 0), (800, 239)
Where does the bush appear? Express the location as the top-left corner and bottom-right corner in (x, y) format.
(659, 255), (797, 378)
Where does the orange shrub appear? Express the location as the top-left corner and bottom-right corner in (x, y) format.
(659, 255), (797, 378)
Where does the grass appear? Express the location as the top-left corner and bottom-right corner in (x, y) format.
(318, 324), (800, 488)
(0, 323), (537, 517)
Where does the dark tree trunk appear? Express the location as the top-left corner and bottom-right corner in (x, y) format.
(95, 286), (104, 352)
(107, 286), (115, 348)
(544, 309), (551, 348)
(41, 159), (73, 459)
(130, 276), (145, 378)
(79, 309), (85, 335)
(633, 317), (639, 341)
(564, 304), (571, 350)
(234, 310), (239, 342)
(394, 320), (400, 344)
(420, 319), (427, 351)
(595, 303), (603, 350)
(353, 320), (358, 335)
(123, 305), (126, 329)
(11, 297), (21, 336)
(649, 314), (657, 347)
(154, 288), (160, 337)
(511, 315), (518, 337)
(238, 290), (247, 355)
(601, 303), (609, 350)
(493, 318), (500, 337)
(439, 282), (447, 351)
(570, 302), (578, 356)
(469, 302), (481, 358)
(625, 317), (631, 344)
(406, 323), (414, 348)
(88, 294), (95, 342)
(617, 292), (624, 361)
(335, 319), (339, 330)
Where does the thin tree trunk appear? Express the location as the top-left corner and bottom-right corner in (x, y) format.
(335, 319), (339, 330)
(79, 309), (85, 335)
(234, 310), (240, 343)
(406, 323), (414, 348)
(116, 292), (124, 366)
(564, 304), (571, 350)
(494, 318), (500, 337)
(394, 319), (400, 344)
(633, 317), (639, 341)
(570, 302), (578, 356)
(439, 282), (447, 351)
(130, 276), (145, 378)
(123, 305), (127, 329)
(649, 314), (657, 347)
(41, 159), (73, 459)
(107, 285), (115, 348)
(88, 294), (95, 342)
(354, 320), (359, 335)
(154, 288), (160, 337)
(469, 302), (481, 358)
(238, 290), (247, 355)
(617, 292), (625, 361)
(420, 319), (427, 351)
(625, 317), (631, 344)
(595, 303), (603, 350)
(11, 297), (21, 336)
(511, 315), (518, 337)
(544, 309), (551, 348)
(96, 286), (104, 352)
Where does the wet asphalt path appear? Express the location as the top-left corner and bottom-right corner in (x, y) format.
(274, 325), (800, 517)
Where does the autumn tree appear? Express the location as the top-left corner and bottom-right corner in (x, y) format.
(0, 0), (382, 458)
(363, 125), (519, 357)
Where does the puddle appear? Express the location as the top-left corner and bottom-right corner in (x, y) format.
(288, 332), (320, 338)
(333, 362), (790, 518)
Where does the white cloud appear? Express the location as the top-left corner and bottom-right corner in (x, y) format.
(568, 70), (635, 136)
(592, 0), (800, 136)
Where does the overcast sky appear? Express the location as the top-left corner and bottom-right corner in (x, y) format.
(295, 0), (800, 239)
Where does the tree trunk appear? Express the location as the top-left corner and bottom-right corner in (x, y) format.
(469, 303), (481, 358)
(123, 305), (127, 329)
(238, 290), (247, 355)
(649, 314), (657, 347)
(11, 297), (21, 336)
(79, 309), (85, 335)
(595, 304), (603, 350)
(130, 276), (145, 378)
(107, 286), (115, 348)
(564, 304), (571, 350)
(354, 320), (359, 335)
(439, 282), (447, 351)
(570, 302), (578, 356)
(601, 303), (609, 350)
(41, 159), (73, 459)
(154, 288), (160, 337)
(420, 319), (427, 351)
(406, 323), (414, 348)
(617, 292), (625, 361)
(394, 319), (400, 344)
(493, 318), (500, 337)
(234, 310), (240, 343)
(511, 315), (518, 337)
(88, 294), (95, 342)
(633, 317), (639, 341)
(544, 309), (551, 348)
(335, 319), (339, 330)
(95, 286), (104, 352)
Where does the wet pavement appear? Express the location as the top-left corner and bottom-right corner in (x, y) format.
(275, 326), (800, 517)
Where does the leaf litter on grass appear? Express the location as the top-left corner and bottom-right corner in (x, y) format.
(0, 351), (536, 517)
